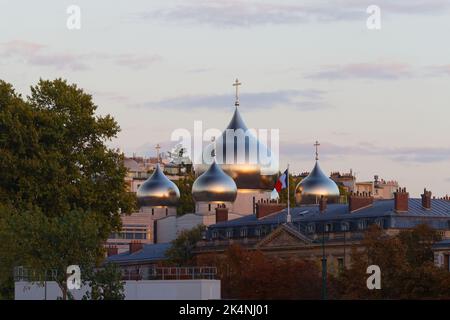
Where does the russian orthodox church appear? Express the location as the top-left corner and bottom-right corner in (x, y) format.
(106, 79), (450, 276)
(107, 79), (278, 252)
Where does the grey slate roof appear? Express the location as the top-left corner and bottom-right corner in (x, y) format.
(211, 199), (450, 229)
(107, 242), (170, 264)
(433, 239), (450, 249)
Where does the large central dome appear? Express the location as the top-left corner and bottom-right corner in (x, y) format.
(195, 106), (277, 190)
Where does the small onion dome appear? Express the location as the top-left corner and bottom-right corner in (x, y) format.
(295, 161), (340, 204)
(137, 164), (180, 207)
(192, 161), (237, 203)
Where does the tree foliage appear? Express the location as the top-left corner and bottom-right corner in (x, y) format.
(0, 79), (135, 230)
(82, 263), (125, 300)
(0, 208), (104, 299)
(174, 172), (195, 215)
(196, 244), (324, 299)
(335, 224), (450, 299)
(0, 79), (135, 298)
(165, 225), (206, 266)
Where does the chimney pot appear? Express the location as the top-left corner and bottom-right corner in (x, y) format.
(319, 195), (327, 213)
(348, 192), (374, 212)
(215, 207), (229, 223)
(394, 188), (409, 213)
(129, 241), (143, 254)
(421, 188), (432, 210)
(107, 246), (118, 257)
(256, 203), (286, 219)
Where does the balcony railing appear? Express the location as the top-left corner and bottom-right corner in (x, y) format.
(121, 266), (217, 281)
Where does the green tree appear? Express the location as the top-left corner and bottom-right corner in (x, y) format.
(0, 208), (104, 300)
(175, 172), (195, 215)
(82, 263), (125, 300)
(335, 224), (450, 299)
(0, 79), (135, 298)
(165, 225), (206, 266)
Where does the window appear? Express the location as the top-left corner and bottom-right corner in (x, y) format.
(152, 208), (154, 215)
(341, 222), (350, 232)
(307, 223), (315, 234)
(375, 218), (384, 228)
(255, 228), (261, 237)
(337, 258), (345, 272)
(212, 231), (218, 239)
(325, 223), (333, 232)
(358, 220), (366, 230)
(240, 228), (248, 237)
(226, 229), (233, 238)
(208, 204), (211, 212)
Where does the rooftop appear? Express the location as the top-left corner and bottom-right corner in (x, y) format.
(211, 199), (450, 229)
(107, 242), (171, 264)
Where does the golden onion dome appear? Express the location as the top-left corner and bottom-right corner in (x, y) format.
(137, 164), (180, 207)
(194, 106), (277, 190)
(295, 161), (340, 204)
(192, 160), (237, 203)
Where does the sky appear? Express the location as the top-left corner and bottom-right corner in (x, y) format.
(0, 0), (450, 197)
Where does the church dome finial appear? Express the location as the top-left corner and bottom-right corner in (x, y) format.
(233, 78), (242, 107)
(295, 141), (339, 204)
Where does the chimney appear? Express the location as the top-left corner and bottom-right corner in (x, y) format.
(348, 191), (374, 212)
(107, 246), (118, 257)
(421, 188), (432, 210)
(129, 241), (143, 254)
(256, 203), (286, 219)
(394, 188), (409, 213)
(215, 206), (229, 223)
(319, 195), (327, 213)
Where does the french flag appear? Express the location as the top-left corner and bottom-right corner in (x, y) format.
(274, 169), (288, 192)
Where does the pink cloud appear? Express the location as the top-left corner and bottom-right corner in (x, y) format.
(306, 63), (413, 80)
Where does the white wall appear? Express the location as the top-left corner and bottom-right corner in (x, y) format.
(15, 280), (221, 300)
(231, 189), (272, 215)
(155, 215), (177, 243)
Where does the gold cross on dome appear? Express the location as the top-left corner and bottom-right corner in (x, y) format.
(232, 78), (242, 106)
(314, 140), (320, 161)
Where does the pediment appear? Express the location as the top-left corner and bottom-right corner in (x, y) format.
(256, 224), (312, 249)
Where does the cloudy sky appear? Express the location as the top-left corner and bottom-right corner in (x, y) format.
(1, 0), (450, 197)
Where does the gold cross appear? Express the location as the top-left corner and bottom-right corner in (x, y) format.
(314, 140), (320, 161)
(232, 78), (242, 106)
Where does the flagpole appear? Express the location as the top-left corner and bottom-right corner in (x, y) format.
(287, 164), (291, 223)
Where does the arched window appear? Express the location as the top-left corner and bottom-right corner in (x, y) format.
(358, 220), (366, 230)
(375, 218), (384, 228)
(341, 222), (350, 232)
(307, 223), (315, 234)
(325, 223), (333, 232)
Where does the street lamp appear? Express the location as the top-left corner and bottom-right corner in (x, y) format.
(321, 222), (327, 300)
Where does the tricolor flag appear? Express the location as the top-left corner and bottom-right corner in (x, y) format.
(274, 169), (288, 192)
